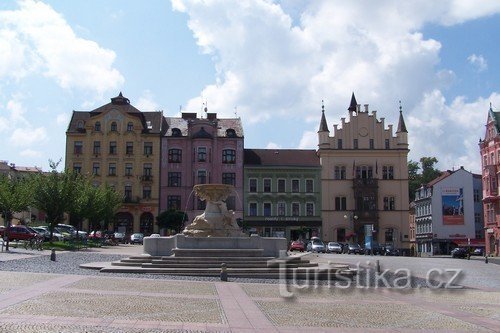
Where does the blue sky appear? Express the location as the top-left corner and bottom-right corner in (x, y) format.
(1, 0), (499, 174)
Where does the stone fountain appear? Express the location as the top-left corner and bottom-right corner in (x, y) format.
(143, 184), (287, 257)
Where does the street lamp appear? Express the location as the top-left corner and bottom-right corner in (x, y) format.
(344, 212), (358, 242)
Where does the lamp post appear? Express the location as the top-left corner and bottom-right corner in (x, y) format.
(344, 212), (358, 242)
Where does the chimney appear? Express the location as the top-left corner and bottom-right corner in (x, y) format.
(364, 104), (369, 112)
(207, 113), (217, 120)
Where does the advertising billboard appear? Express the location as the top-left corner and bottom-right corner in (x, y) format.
(442, 187), (464, 225)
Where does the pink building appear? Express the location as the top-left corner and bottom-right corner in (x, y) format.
(159, 112), (244, 232)
(479, 105), (500, 256)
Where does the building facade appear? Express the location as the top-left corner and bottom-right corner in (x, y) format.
(243, 149), (322, 241)
(317, 94), (410, 251)
(479, 105), (500, 256)
(414, 167), (484, 255)
(159, 112), (244, 231)
(65, 93), (166, 235)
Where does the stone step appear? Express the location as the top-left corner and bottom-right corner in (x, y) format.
(172, 248), (264, 257)
(140, 262), (318, 269)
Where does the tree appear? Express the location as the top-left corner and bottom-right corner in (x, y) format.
(408, 157), (441, 202)
(96, 184), (122, 231)
(157, 209), (187, 234)
(420, 157), (441, 184)
(0, 175), (33, 250)
(408, 160), (421, 202)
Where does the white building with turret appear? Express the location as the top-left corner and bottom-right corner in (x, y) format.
(317, 93), (410, 252)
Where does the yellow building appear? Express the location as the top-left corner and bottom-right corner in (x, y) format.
(317, 94), (410, 252)
(65, 93), (166, 235)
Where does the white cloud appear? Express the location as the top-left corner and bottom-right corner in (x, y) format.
(0, 0), (124, 95)
(9, 126), (48, 147)
(265, 142), (281, 149)
(298, 130), (317, 149)
(467, 54), (488, 72)
(56, 113), (69, 126)
(19, 149), (42, 158)
(135, 90), (160, 111)
(174, 0), (500, 173)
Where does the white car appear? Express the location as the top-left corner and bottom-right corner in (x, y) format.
(38, 226), (66, 241)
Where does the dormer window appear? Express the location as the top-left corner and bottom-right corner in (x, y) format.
(172, 128), (181, 137)
(127, 122), (133, 131)
(226, 129), (236, 138)
(76, 121), (84, 130)
(94, 122), (101, 132)
(111, 122), (117, 131)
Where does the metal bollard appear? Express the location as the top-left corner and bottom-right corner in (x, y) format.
(50, 248), (56, 261)
(220, 263), (227, 281)
(485, 256), (488, 264)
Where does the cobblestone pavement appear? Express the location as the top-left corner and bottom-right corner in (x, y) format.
(0, 247), (499, 332)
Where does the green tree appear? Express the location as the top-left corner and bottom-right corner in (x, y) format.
(408, 160), (421, 202)
(96, 184), (122, 231)
(66, 173), (97, 238)
(408, 157), (441, 202)
(0, 175), (33, 250)
(156, 209), (187, 234)
(420, 157), (441, 184)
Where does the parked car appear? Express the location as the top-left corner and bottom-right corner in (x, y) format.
(451, 247), (468, 259)
(384, 244), (400, 256)
(306, 238), (325, 253)
(326, 242), (343, 253)
(57, 224), (88, 239)
(0, 225), (40, 242)
(31, 227), (51, 241)
(472, 247), (484, 256)
(346, 243), (362, 254)
(114, 232), (128, 244)
(130, 233), (144, 244)
(38, 226), (66, 241)
(289, 240), (305, 252)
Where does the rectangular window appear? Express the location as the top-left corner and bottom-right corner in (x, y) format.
(353, 139), (358, 149)
(167, 195), (181, 210)
(197, 170), (207, 184)
(306, 203), (314, 216)
(335, 197), (347, 210)
(369, 139), (374, 149)
(126, 142), (133, 155)
(168, 172), (181, 187)
(473, 189), (480, 202)
(384, 196), (395, 211)
(382, 166), (394, 180)
(93, 141), (101, 155)
(385, 139), (390, 149)
(92, 163), (100, 175)
(125, 163), (133, 176)
(222, 172), (236, 185)
(334, 166), (346, 180)
(144, 142), (153, 156)
(277, 179), (286, 193)
(226, 196), (236, 210)
(142, 164), (152, 181)
(356, 166), (373, 179)
(108, 163), (116, 176)
(306, 179), (314, 193)
(168, 149), (182, 163)
(109, 141), (117, 155)
(249, 202), (257, 216)
(263, 178), (271, 193)
(124, 185), (132, 201)
(197, 147), (207, 162)
(277, 202), (286, 216)
(263, 202), (272, 216)
(292, 202), (300, 216)
(249, 178), (257, 192)
(291, 179), (300, 193)
(73, 163), (82, 174)
(74, 141), (83, 155)
(222, 149), (236, 164)
(142, 186), (151, 199)
(338, 139), (343, 149)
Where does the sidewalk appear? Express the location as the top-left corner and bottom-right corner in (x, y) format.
(0, 246), (499, 332)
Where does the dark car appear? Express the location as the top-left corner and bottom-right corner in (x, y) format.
(451, 247), (468, 259)
(289, 240), (305, 252)
(384, 244), (400, 256)
(346, 243), (362, 254)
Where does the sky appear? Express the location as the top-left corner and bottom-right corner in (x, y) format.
(1, 0), (499, 174)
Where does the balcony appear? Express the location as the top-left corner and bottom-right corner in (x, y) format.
(353, 178), (378, 189)
(141, 175), (153, 182)
(353, 210), (379, 222)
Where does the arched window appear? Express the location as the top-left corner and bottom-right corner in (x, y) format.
(111, 122), (117, 131)
(226, 129), (236, 138)
(94, 122), (101, 131)
(127, 122), (133, 131)
(172, 128), (182, 137)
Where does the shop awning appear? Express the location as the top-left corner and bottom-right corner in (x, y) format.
(451, 239), (485, 247)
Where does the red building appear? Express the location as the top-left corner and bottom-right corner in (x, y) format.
(479, 104), (500, 256)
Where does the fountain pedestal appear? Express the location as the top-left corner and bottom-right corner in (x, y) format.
(144, 184), (287, 257)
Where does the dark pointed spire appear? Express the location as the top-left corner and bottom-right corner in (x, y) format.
(319, 100), (329, 132)
(111, 92), (130, 105)
(348, 92), (357, 112)
(397, 100), (408, 133)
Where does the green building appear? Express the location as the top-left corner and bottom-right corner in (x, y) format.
(243, 149), (322, 241)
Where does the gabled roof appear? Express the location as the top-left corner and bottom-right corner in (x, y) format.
(244, 149), (319, 167)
